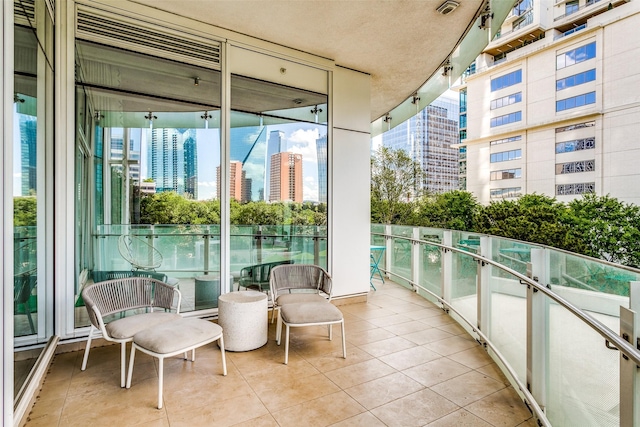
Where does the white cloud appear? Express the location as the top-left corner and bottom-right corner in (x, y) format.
(304, 175), (318, 201)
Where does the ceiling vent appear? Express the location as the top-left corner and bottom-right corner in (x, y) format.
(436, 0), (460, 15)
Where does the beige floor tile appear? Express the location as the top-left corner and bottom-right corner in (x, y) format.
(420, 313), (457, 327)
(271, 391), (365, 427)
(231, 413), (280, 427)
(168, 392), (269, 427)
(403, 357), (471, 387)
(367, 314), (414, 327)
(404, 307), (446, 321)
(132, 417), (170, 427)
(343, 319), (378, 334)
(431, 370), (506, 406)
(428, 335), (479, 356)
(378, 345), (441, 371)
(328, 411), (387, 427)
(425, 408), (493, 426)
(474, 361), (511, 385)
(403, 328), (454, 345)
(358, 336), (416, 358)
(254, 373), (341, 412)
(381, 320), (430, 336)
(370, 388), (459, 426)
(305, 346), (375, 373)
(447, 346), (494, 369)
(345, 372), (424, 409)
(465, 387), (533, 427)
(325, 359), (397, 389)
(345, 327), (396, 346)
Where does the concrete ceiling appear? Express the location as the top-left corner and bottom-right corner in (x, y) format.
(131, 0), (484, 122)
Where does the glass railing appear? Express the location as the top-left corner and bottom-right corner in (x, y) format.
(90, 224), (327, 315)
(371, 224), (640, 427)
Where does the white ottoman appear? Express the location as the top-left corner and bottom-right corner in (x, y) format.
(218, 291), (268, 351)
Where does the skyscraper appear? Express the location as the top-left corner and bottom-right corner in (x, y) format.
(380, 94), (459, 195)
(216, 161), (243, 201)
(264, 130), (284, 201)
(148, 128), (198, 197)
(269, 152), (303, 202)
(316, 135), (328, 204)
(19, 115), (37, 196)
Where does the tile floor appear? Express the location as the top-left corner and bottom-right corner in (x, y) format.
(23, 281), (536, 427)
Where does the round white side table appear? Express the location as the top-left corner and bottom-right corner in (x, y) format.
(217, 291), (268, 351)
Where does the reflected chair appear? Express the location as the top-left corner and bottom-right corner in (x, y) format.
(14, 270), (37, 334)
(81, 277), (182, 387)
(238, 260), (293, 292)
(118, 234), (163, 271)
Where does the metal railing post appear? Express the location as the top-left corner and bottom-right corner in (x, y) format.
(477, 236), (492, 333)
(384, 224), (392, 277)
(442, 230), (452, 304)
(412, 227), (420, 291)
(203, 233), (210, 274)
(621, 282), (640, 426)
(527, 248), (549, 412)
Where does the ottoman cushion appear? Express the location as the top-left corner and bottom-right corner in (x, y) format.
(276, 293), (327, 306)
(133, 318), (222, 354)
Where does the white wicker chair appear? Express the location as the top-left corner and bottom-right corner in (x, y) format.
(81, 277), (182, 387)
(118, 234), (163, 271)
(269, 264), (345, 364)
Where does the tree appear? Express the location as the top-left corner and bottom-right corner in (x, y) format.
(14, 197), (37, 227)
(410, 190), (479, 230)
(371, 146), (425, 224)
(473, 193), (581, 252)
(568, 194), (640, 267)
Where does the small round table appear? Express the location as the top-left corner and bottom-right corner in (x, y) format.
(217, 291), (268, 351)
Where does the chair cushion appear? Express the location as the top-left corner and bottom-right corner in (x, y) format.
(276, 293), (327, 306)
(133, 318), (223, 354)
(105, 312), (181, 339)
(280, 302), (343, 325)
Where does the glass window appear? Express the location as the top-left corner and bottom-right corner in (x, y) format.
(556, 92), (596, 112)
(491, 70), (522, 92)
(491, 111), (522, 127)
(557, 42), (596, 70)
(491, 149), (522, 163)
(557, 69), (596, 91)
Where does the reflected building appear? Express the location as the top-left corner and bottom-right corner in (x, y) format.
(380, 94), (459, 194)
(148, 128), (198, 198)
(269, 152), (303, 202)
(265, 130), (284, 201)
(19, 115), (37, 196)
(316, 135), (327, 204)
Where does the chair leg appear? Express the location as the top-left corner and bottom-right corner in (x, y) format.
(81, 326), (94, 371)
(284, 324), (290, 365)
(157, 356), (164, 409)
(341, 321), (346, 359)
(276, 311), (283, 345)
(121, 342), (127, 388)
(126, 344), (136, 389)
(328, 324), (333, 341)
(219, 335), (227, 376)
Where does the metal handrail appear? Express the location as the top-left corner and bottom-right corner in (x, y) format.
(373, 232), (640, 367)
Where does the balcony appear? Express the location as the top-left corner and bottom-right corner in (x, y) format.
(24, 280), (533, 426)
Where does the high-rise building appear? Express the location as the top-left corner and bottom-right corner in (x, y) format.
(269, 152), (303, 202)
(264, 130), (284, 201)
(19, 115), (37, 196)
(216, 161), (243, 201)
(316, 135), (328, 204)
(148, 128), (198, 197)
(455, 0), (640, 204)
(379, 94), (459, 195)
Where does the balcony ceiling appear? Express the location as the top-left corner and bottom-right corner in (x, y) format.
(131, 0), (484, 122)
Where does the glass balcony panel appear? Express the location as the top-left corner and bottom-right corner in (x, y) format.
(418, 228), (444, 299)
(389, 225), (413, 288)
(546, 298), (619, 426)
(487, 266), (527, 384)
(450, 250), (477, 322)
(492, 238), (538, 277)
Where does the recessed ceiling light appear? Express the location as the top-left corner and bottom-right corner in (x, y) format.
(437, 0), (460, 15)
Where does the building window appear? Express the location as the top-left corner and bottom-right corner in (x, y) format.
(512, 10), (533, 32)
(513, 0), (532, 17)
(490, 135), (522, 145)
(491, 149), (522, 163)
(556, 182), (595, 195)
(490, 111), (522, 127)
(556, 121), (595, 133)
(491, 69), (522, 91)
(556, 69), (596, 91)
(490, 92), (522, 110)
(459, 88), (467, 113)
(555, 160), (595, 174)
(491, 168), (522, 181)
(556, 137), (595, 153)
(557, 42), (596, 69)
(556, 92), (596, 111)
(459, 129), (467, 140)
(491, 187), (522, 199)
(565, 0), (579, 16)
